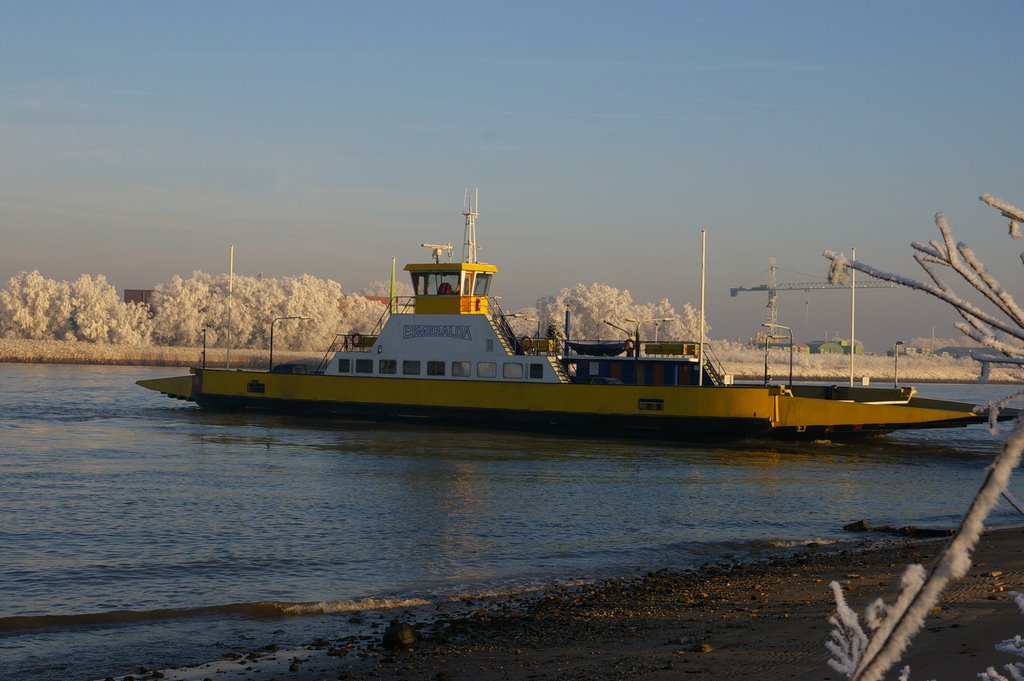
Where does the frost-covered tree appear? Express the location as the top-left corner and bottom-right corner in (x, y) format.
(0, 271), (73, 340)
(505, 306), (542, 338)
(536, 283), (706, 341)
(338, 293), (387, 335)
(822, 194), (1024, 681)
(68, 274), (121, 342)
(277, 274), (344, 350)
(538, 283), (634, 340)
(149, 271), (347, 350)
(0, 270), (154, 344)
(112, 299), (153, 346)
(360, 279), (414, 299)
(150, 272), (217, 346)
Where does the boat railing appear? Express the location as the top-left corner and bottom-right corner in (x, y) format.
(369, 296), (416, 336)
(313, 331), (383, 372)
(314, 333), (347, 373)
(699, 342), (729, 386)
(490, 301), (525, 354)
(561, 336), (730, 385)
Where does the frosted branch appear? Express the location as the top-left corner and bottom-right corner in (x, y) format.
(822, 252), (1024, 343)
(981, 194), (1024, 231)
(827, 580), (869, 676)
(848, 414), (1024, 681)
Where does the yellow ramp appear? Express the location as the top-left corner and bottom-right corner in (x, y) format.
(136, 375), (195, 400)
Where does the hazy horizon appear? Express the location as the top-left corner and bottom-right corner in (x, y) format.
(2, 1), (1021, 351)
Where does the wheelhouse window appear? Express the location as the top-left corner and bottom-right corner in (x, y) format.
(473, 273), (493, 295)
(427, 361), (446, 376)
(379, 359), (397, 375)
(402, 360), (421, 375)
(355, 359), (373, 374)
(503, 362), (523, 379)
(477, 361), (496, 378)
(529, 363), (544, 379)
(338, 358), (351, 373)
(452, 361), (471, 377)
(411, 271), (463, 295)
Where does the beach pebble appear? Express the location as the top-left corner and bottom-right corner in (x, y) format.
(383, 620), (417, 647)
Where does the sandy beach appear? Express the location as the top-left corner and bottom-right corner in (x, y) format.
(102, 525), (1024, 681)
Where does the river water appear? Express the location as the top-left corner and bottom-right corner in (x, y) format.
(0, 364), (1021, 680)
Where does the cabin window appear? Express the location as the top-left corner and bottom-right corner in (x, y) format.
(473, 273), (492, 295)
(477, 361), (496, 378)
(338, 358), (351, 373)
(355, 359), (373, 374)
(452, 361), (471, 377)
(379, 359), (397, 375)
(529, 363), (544, 379)
(503, 362), (523, 379)
(402, 360), (421, 375)
(427, 361), (446, 376)
(430, 272), (461, 295)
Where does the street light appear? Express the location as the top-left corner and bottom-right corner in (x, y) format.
(652, 318), (674, 341)
(269, 316), (311, 371)
(893, 340), (905, 388)
(763, 322), (794, 389)
(624, 317), (675, 347)
(507, 313), (541, 337)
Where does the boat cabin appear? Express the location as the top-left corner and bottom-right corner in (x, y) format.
(405, 261), (498, 315)
(569, 356), (708, 386)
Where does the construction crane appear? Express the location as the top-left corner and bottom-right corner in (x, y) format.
(730, 258), (896, 327)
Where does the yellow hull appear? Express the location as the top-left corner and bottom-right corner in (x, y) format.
(138, 368), (991, 441)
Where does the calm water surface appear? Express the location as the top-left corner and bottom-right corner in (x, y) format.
(0, 364), (1021, 679)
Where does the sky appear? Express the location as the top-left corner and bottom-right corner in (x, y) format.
(1, 1), (1022, 351)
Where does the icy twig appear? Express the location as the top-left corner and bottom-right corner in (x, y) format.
(844, 415), (1024, 681)
(827, 581), (869, 676)
(821, 250), (1024, 343)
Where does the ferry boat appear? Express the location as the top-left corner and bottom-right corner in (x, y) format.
(138, 202), (1005, 442)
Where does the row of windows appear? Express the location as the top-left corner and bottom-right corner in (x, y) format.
(338, 358), (545, 379)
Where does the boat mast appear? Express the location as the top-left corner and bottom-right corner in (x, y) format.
(463, 188), (479, 263)
(699, 228), (706, 386)
(226, 243), (234, 369)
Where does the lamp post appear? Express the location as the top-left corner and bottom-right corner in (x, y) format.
(624, 317), (674, 346)
(652, 317), (675, 341)
(269, 316), (311, 371)
(893, 340), (904, 388)
(508, 313), (541, 353)
(763, 333), (771, 386)
(763, 322), (794, 389)
(507, 313), (541, 337)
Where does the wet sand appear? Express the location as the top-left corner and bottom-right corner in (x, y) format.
(105, 526), (1024, 681)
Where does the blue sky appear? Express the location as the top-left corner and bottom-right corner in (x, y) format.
(1, 1), (1022, 350)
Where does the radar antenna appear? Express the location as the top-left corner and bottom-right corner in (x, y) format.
(420, 243), (454, 264)
(462, 188), (479, 263)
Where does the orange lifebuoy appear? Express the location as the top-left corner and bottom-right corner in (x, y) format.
(521, 336), (533, 352)
(351, 333), (362, 349)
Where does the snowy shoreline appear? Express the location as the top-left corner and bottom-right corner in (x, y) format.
(0, 338), (318, 369)
(0, 338), (1017, 383)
